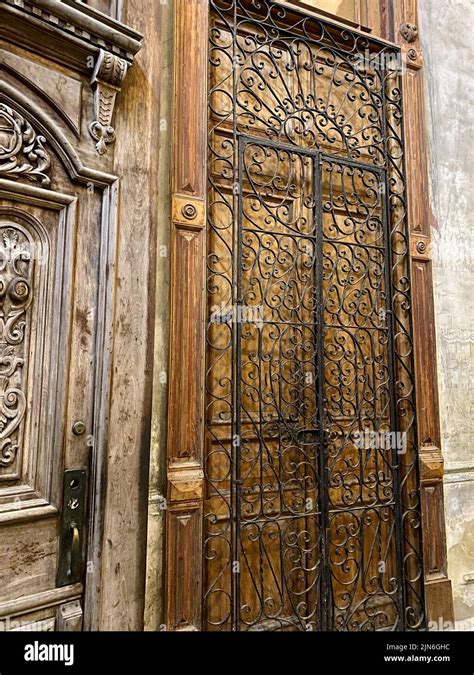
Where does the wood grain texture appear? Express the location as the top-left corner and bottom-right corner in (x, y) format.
(57, 600), (83, 631)
(0, 0), (157, 633)
(165, 505), (202, 630)
(96, 0), (161, 631)
(0, 58), (118, 629)
(163, 0), (453, 630)
(167, 226), (205, 466)
(165, 0), (208, 631)
(411, 260), (441, 447)
(0, 584), (82, 620)
(0, 0), (141, 75)
(287, 0), (381, 32)
(172, 0), (207, 196)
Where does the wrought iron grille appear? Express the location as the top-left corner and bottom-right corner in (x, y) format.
(204, 0), (425, 631)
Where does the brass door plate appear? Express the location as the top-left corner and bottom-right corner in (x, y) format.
(57, 469), (87, 587)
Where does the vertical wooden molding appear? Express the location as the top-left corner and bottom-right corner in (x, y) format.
(392, 0), (454, 623)
(165, 0), (208, 631)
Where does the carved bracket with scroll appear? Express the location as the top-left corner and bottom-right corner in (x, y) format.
(89, 50), (128, 155)
(0, 0), (142, 157)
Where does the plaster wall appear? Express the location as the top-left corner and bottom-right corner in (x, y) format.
(419, 0), (474, 625)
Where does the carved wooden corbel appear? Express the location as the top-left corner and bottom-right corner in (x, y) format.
(0, 0), (143, 74)
(88, 49), (128, 155)
(400, 22), (418, 43)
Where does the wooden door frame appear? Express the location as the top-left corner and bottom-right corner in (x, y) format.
(165, 0), (207, 631)
(165, 0), (453, 631)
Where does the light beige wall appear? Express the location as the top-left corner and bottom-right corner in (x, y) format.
(304, 0), (357, 20)
(419, 0), (474, 626)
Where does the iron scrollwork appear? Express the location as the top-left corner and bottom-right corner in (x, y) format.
(204, 0), (425, 632)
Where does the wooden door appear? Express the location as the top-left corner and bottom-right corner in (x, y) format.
(165, 0), (438, 632)
(205, 138), (322, 630)
(0, 104), (116, 631)
(0, 1), (143, 631)
(0, 127), (99, 632)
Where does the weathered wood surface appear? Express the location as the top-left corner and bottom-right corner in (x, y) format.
(0, 0), (148, 632)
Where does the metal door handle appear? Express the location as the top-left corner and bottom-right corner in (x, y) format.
(57, 469), (87, 587)
(67, 524), (80, 579)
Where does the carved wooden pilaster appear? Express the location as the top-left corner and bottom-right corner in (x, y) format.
(391, 0), (454, 624)
(165, 0), (208, 631)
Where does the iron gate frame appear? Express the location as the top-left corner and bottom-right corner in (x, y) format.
(204, 0), (426, 632)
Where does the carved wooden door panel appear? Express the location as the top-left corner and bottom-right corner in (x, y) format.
(0, 110), (95, 631)
(0, 0), (141, 631)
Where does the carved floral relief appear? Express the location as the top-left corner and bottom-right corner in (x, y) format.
(0, 225), (32, 468)
(0, 103), (51, 186)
